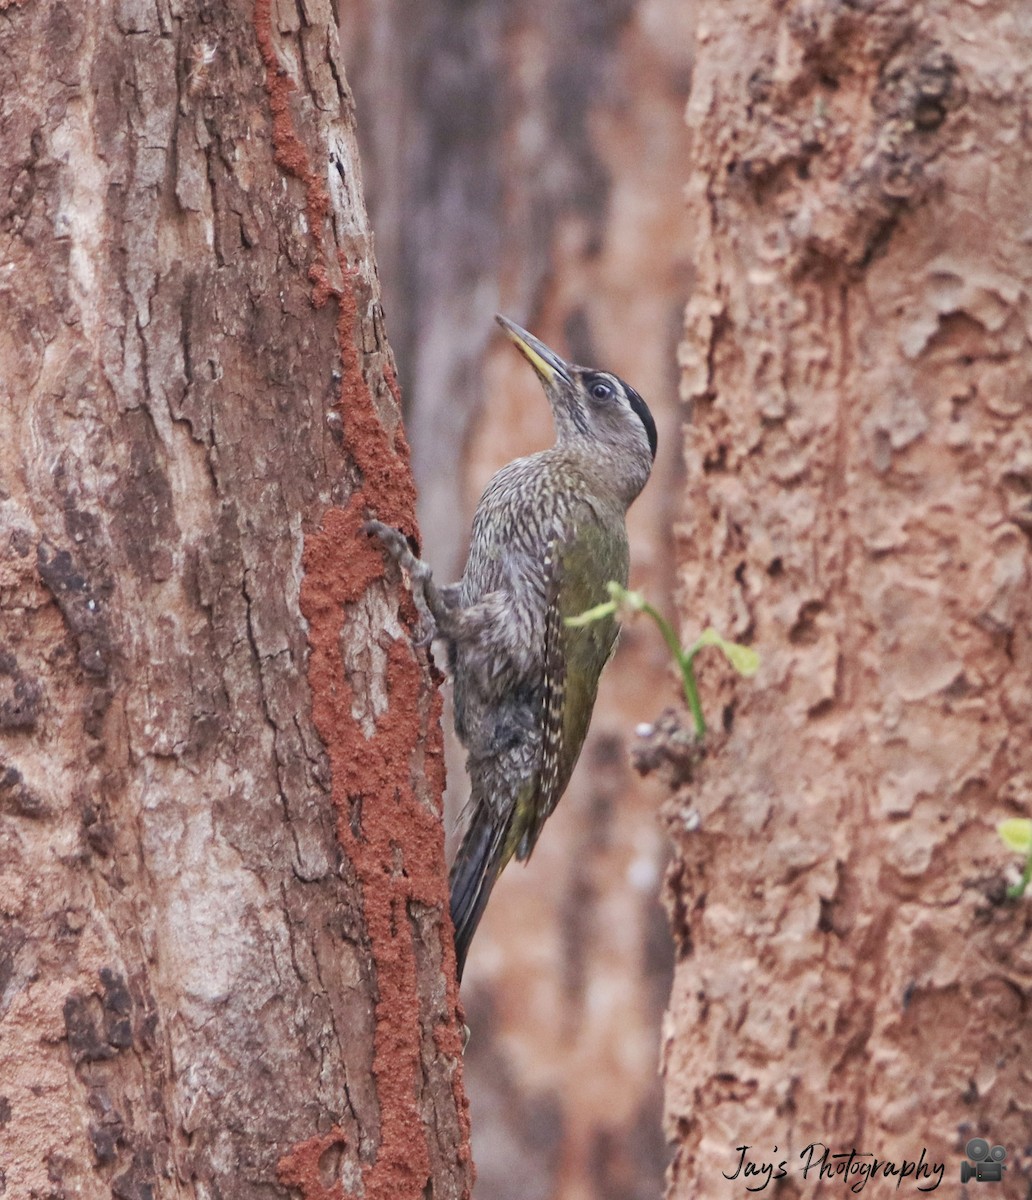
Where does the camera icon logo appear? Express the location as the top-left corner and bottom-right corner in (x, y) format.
(960, 1137), (1007, 1184)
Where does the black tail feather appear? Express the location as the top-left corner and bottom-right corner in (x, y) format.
(449, 804), (507, 982)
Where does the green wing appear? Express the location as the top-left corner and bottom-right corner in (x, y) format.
(515, 515), (627, 861)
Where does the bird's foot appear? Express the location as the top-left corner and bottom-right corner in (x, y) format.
(362, 520), (439, 645)
(361, 520), (412, 565)
(412, 610), (438, 647)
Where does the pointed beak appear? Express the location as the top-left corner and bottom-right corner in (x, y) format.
(496, 315), (573, 386)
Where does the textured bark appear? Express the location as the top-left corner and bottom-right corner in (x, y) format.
(345, 2), (693, 1197)
(0, 3), (470, 1198)
(667, 1), (1032, 1194)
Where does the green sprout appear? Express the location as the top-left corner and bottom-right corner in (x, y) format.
(997, 819), (1032, 900)
(566, 582), (759, 738)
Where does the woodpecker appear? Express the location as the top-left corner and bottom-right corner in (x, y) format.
(364, 315), (656, 981)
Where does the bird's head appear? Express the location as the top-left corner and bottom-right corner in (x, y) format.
(496, 314), (657, 503)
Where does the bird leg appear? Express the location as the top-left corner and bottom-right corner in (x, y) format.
(363, 522), (530, 672)
(362, 520), (455, 647)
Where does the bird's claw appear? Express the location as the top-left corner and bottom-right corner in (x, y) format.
(411, 587), (439, 646)
(361, 520), (410, 564)
(362, 520), (438, 646)
(413, 620), (437, 648)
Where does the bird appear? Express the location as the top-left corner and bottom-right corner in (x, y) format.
(364, 314), (656, 981)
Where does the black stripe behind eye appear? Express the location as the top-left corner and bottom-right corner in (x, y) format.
(626, 386), (658, 460)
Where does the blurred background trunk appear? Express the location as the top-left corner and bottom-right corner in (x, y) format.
(345, 0), (1032, 1197)
(0, 2), (469, 1196)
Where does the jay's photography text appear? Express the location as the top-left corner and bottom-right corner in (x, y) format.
(724, 1143), (946, 1192)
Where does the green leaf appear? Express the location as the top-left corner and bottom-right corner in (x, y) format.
(608, 583), (646, 612)
(724, 642), (760, 678)
(998, 819), (1032, 855)
(565, 600), (618, 628)
(568, 583), (649, 628)
(694, 627), (760, 677)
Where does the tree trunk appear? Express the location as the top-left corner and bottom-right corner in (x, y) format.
(667, 1), (1032, 1193)
(0, 3), (470, 1198)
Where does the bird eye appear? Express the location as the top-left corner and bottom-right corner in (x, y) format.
(590, 381), (612, 401)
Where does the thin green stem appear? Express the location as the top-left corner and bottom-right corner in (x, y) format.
(640, 601), (706, 738)
(680, 652), (707, 739)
